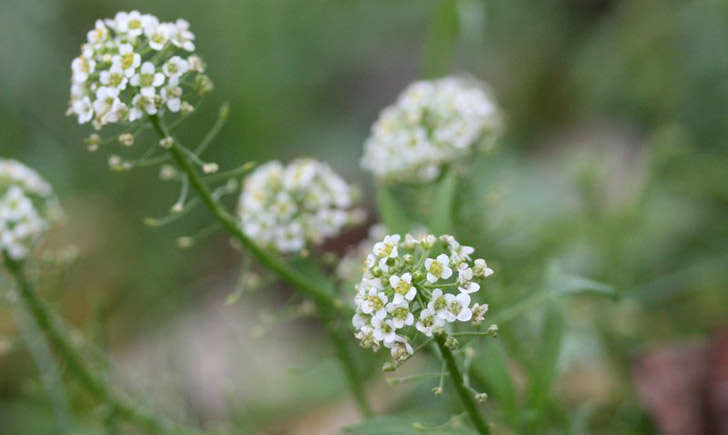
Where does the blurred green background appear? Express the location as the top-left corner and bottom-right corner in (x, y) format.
(1, 0), (728, 433)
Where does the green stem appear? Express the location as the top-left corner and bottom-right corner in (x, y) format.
(148, 115), (347, 315)
(326, 323), (373, 417)
(3, 256), (188, 434)
(435, 334), (490, 434)
(147, 114), (372, 415)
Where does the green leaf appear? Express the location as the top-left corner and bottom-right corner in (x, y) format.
(525, 304), (565, 429)
(376, 186), (412, 234)
(471, 340), (519, 425)
(428, 170), (457, 234)
(547, 264), (617, 299)
(421, 0), (460, 78)
(289, 257), (336, 295)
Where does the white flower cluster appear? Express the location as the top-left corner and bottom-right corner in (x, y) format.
(361, 77), (501, 183)
(238, 159), (364, 254)
(353, 233), (493, 361)
(0, 160), (58, 260)
(68, 11), (212, 129)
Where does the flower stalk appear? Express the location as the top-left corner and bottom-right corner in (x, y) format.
(435, 333), (490, 434)
(3, 255), (188, 434)
(147, 114), (373, 416)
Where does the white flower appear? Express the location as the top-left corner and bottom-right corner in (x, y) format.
(73, 97), (94, 124)
(99, 64), (128, 91)
(361, 76), (501, 183)
(112, 44), (141, 77)
(162, 56), (189, 80)
(415, 307), (443, 337)
(187, 55), (204, 72)
(130, 94), (157, 120)
(161, 81), (183, 111)
(71, 56), (95, 83)
(425, 254), (452, 282)
(86, 20), (108, 44)
(473, 258), (494, 278)
(0, 161), (59, 260)
(459, 281), (480, 294)
(130, 62), (165, 96)
(146, 22), (172, 50)
(69, 12), (209, 127)
(373, 234), (400, 259)
(93, 87), (119, 117)
(170, 19), (195, 51)
(238, 159), (361, 254)
(371, 317), (398, 346)
(389, 273), (416, 304)
(428, 288), (449, 319)
(387, 300), (414, 329)
(389, 337), (413, 361)
(352, 232), (494, 361)
(444, 292), (472, 322)
(358, 287), (387, 319)
(471, 303), (489, 324)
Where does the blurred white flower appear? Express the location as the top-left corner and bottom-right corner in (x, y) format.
(361, 76), (501, 183)
(0, 160), (60, 261)
(237, 159), (363, 254)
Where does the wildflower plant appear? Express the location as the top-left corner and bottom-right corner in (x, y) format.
(353, 233), (494, 361)
(0, 8), (532, 435)
(361, 77), (501, 183)
(0, 160), (60, 260)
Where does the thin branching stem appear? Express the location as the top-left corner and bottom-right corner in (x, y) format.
(3, 255), (193, 434)
(147, 114), (373, 416)
(435, 333), (490, 434)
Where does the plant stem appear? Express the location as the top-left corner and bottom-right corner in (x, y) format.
(148, 115), (346, 315)
(435, 333), (490, 434)
(3, 256), (187, 434)
(326, 323), (373, 417)
(147, 114), (372, 415)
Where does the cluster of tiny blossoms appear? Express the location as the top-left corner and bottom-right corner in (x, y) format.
(68, 11), (213, 129)
(353, 233), (493, 361)
(238, 159), (364, 254)
(361, 77), (501, 183)
(0, 160), (59, 260)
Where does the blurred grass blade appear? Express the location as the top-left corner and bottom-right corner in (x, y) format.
(472, 340), (519, 426)
(422, 0), (460, 78)
(547, 265), (616, 299)
(289, 257), (336, 295)
(376, 186), (413, 234)
(428, 170), (457, 234)
(525, 304), (565, 429)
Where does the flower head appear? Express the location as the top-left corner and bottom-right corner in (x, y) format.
(68, 11), (212, 128)
(361, 76), (501, 183)
(353, 233), (494, 360)
(0, 160), (60, 260)
(237, 159), (363, 254)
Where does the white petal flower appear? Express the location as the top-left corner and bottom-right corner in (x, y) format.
(162, 56), (189, 80)
(473, 258), (494, 278)
(73, 97), (94, 124)
(352, 232), (495, 361)
(361, 77), (501, 183)
(70, 12), (209, 127)
(238, 159), (362, 254)
(387, 300), (414, 329)
(0, 161), (59, 260)
(425, 253), (452, 283)
(417, 308), (444, 337)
